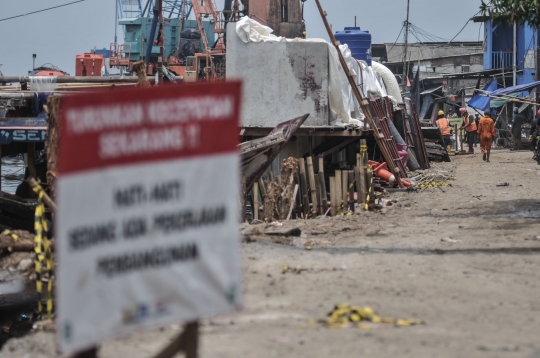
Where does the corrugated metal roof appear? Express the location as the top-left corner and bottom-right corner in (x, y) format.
(384, 43), (483, 63)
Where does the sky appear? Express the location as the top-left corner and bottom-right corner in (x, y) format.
(0, 0), (485, 76)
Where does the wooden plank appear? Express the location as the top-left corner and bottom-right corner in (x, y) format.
(306, 157), (318, 215)
(286, 184), (299, 220)
(358, 139), (368, 207)
(318, 171), (328, 215)
(329, 176), (336, 216)
(252, 182), (259, 221)
(354, 166), (362, 207)
(298, 158), (310, 218)
(73, 347), (98, 358)
(240, 175), (246, 223)
(335, 170), (342, 213)
(258, 177), (267, 198)
(348, 171), (355, 212)
(341, 170), (348, 210)
(153, 321), (198, 358)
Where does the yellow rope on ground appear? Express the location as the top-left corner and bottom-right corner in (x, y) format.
(322, 303), (424, 328)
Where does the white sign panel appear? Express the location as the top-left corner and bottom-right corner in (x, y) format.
(56, 82), (243, 354)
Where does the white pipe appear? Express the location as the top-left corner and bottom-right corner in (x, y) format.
(372, 61), (402, 103)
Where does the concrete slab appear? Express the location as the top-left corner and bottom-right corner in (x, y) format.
(226, 23), (329, 127)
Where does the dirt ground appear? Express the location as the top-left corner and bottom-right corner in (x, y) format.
(2, 149), (540, 358)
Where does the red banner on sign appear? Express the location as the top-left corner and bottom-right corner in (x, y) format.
(58, 82), (242, 175)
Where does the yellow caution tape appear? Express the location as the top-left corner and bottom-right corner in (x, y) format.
(418, 181), (452, 188)
(1, 229), (19, 241)
(319, 303), (424, 328)
(32, 181), (54, 323)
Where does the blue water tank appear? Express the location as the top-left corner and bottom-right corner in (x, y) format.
(334, 27), (372, 66)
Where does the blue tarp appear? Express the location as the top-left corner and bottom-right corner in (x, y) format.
(490, 80), (540, 96)
(467, 80), (498, 111)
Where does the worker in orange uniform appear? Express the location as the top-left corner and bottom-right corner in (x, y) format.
(436, 110), (452, 154)
(477, 110), (496, 162)
(459, 108), (477, 153)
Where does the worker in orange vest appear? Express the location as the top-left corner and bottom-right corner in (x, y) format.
(477, 110), (496, 162)
(459, 108), (477, 153)
(436, 110), (452, 154)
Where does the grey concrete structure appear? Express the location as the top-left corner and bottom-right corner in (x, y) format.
(226, 23), (330, 127)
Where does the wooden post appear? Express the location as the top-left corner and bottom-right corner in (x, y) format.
(335, 170), (342, 213)
(358, 139), (368, 208)
(72, 347), (98, 358)
(318, 157), (324, 175)
(252, 182), (259, 221)
(153, 321), (199, 358)
(329, 176), (336, 216)
(298, 158), (310, 218)
(258, 177), (266, 198)
(366, 169), (374, 209)
(318, 171), (328, 215)
(240, 175), (246, 223)
(27, 142), (36, 198)
(354, 166), (362, 206)
(460, 128), (464, 152)
(341, 170), (348, 211)
(306, 157), (318, 215)
(348, 171), (355, 212)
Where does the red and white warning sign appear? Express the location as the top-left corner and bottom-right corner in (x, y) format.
(56, 82), (243, 354)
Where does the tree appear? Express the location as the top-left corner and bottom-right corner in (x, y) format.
(480, 0), (540, 28)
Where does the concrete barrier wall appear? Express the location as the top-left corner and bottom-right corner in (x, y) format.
(227, 23), (330, 127)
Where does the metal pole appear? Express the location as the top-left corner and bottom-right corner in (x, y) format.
(159, 0), (164, 85)
(114, 0), (118, 43)
(513, 21), (517, 86)
(402, 0), (411, 91)
(177, 0), (186, 58)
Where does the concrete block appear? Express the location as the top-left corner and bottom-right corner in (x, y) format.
(226, 23), (330, 127)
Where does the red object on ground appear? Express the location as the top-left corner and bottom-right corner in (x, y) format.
(34, 70), (66, 77)
(368, 160), (411, 187)
(75, 53), (104, 76)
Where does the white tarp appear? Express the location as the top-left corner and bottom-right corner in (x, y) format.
(235, 17), (389, 127)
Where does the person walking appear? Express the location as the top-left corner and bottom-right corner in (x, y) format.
(459, 108), (477, 153)
(477, 110), (496, 162)
(436, 110), (452, 154)
(511, 107), (525, 150)
(528, 109), (540, 158)
(474, 114), (480, 147)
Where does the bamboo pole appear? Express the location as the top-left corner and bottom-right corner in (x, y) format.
(28, 177), (57, 213)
